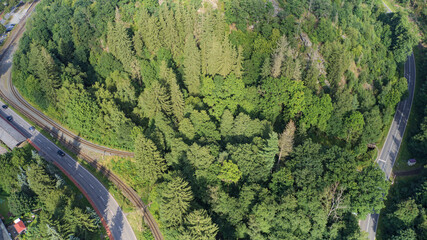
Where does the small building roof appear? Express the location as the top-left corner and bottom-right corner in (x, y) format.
(13, 219), (25, 234)
(0, 117), (26, 149)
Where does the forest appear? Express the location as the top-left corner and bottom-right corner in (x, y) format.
(0, 146), (102, 239)
(379, 175), (427, 240)
(10, 0), (420, 239)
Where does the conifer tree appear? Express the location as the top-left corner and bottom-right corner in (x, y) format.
(277, 120), (296, 165)
(261, 132), (279, 173)
(135, 8), (161, 54)
(134, 134), (167, 186)
(136, 80), (171, 119)
(183, 34), (201, 95)
(271, 35), (289, 78)
(160, 62), (185, 122)
(107, 17), (139, 78)
(160, 177), (194, 227)
(184, 209), (218, 240)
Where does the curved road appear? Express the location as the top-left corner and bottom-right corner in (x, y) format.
(0, 98), (137, 240)
(0, 2), (137, 240)
(358, 2), (416, 238)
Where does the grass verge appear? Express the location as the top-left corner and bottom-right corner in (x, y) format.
(38, 129), (152, 238)
(0, 97), (151, 238)
(382, 0), (397, 12)
(393, 46), (426, 171)
(0, 190), (10, 222)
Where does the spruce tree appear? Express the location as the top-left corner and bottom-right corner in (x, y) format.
(183, 34), (201, 95)
(134, 134), (167, 186)
(184, 209), (218, 240)
(160, 177), (194, 227)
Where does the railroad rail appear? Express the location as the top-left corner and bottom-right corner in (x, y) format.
(0, 1), (163, 239)
(0, 4), (134, 158)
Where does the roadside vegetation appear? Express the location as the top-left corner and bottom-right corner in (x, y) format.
(0, 145), (105, 239)
(394, 46), (427, 171)
(10, 0), (419, 239)
(393, 0), (427, 42)
(377, 173), (427, 239)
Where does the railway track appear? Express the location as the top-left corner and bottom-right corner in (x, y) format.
(0, 1), (163, 239)
(0, 4), (134, 158)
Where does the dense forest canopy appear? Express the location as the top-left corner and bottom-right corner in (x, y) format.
(11, 0), (420, 239)
(0, 147), (101, 239)
(380, 175), (427, 240)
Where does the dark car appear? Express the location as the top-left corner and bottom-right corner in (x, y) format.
(57, 150), (65, 157)
(6, 116), (12, 121)
(2, 105), (7, 109)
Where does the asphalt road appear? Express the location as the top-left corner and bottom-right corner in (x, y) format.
(0, 99), (137, 240)
(0, 2), (137, 240)
(358, 1), (416, 238)
(359, 53), (416, 239)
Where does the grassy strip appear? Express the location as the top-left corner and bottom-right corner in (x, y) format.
(38, 129), (150, 238)
(393, 47), (425, 171)
(382, 0), (397, 12)
(1, 98), (150, 238)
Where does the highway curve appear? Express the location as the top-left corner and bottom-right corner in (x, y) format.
(0, 1), (163, 239)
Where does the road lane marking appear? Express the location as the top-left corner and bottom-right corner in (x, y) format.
(47, 146), (52, 150)
(366, 214), (370, 231)
(78, 172), (83, 178)
(89, 184), (94, 189)
(100, 196), (105, 201)
(378, 158), (386, 163)
(67, 162), (72, 167)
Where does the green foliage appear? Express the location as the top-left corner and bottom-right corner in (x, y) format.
(0, 24), (5, 35)
(217, 160), (242, 184)
(379, 176), (426, 240)
(134, 134), (167, 186)
(260, 77), (306, 122)
(385, 12), (419, 63)
(160, 177), (194, 227)
(11, 0), (414, 238)
(0, 147), (100, 239)
(344, 111), (365, 142)
(183, 209), (218, 240)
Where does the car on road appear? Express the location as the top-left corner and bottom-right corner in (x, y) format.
(57, 150), (65, 157)
(29, 126), (35, 132)
(2, 105), (8, 109)
(6, 116), (12, 121)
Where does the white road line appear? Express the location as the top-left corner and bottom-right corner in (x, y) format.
(109, 210), (114, 216)
(378, 158), (386, 163)
(47, 146), (52, 150)
(67, 162), (72, 167)
(36, 139), (41, 143)
(100, 196), (105, 201)
(89, 184), (94, 189)
(366, 215), (370, 232)
(78, 172), (83, 178)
